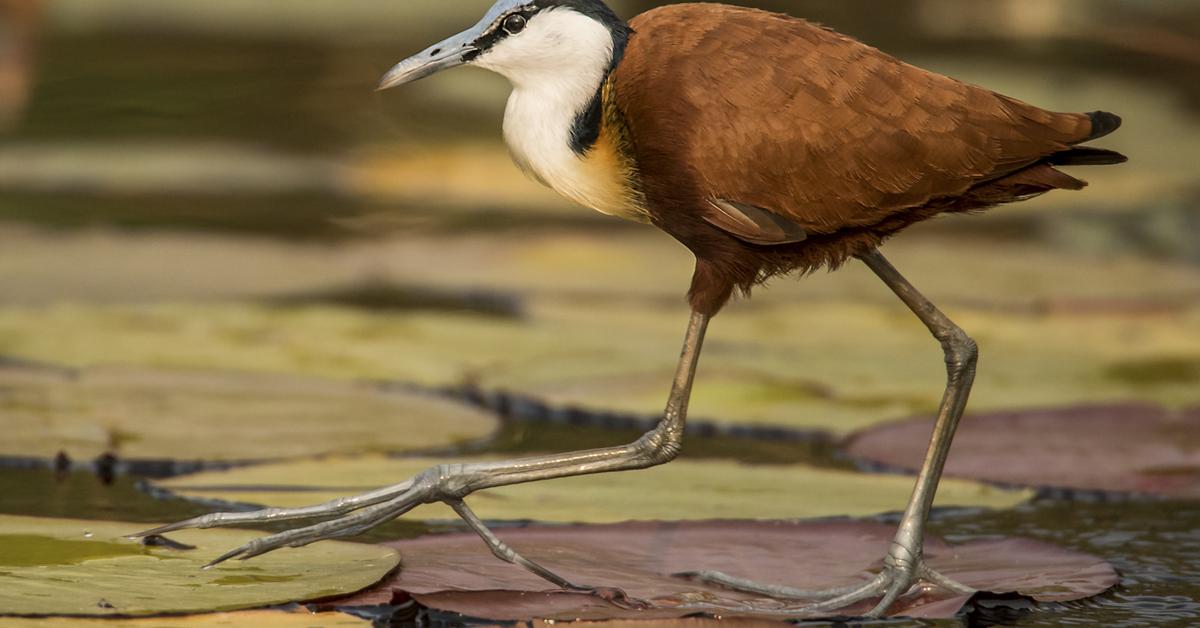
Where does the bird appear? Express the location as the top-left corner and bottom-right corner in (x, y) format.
(137, 0), (1126, 618)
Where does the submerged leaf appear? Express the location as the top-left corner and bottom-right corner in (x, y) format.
(154, 455), (1031, 523)
(328, 520), (1118, 621)
(846, 403), (1200, 498)
(0, 515), (398, 617)
(0, 364), (496, 461)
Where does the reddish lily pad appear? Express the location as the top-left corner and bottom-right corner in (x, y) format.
(326, 520), (1117, 621)
(845, 403), (1200, 498)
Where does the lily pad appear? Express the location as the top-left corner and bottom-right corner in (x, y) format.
(0, 610), (366, 627)
(3, 226), (1198, 310)
(0, 364), (496, 461)
(326, 520), (1118, 621)
(154, 455), (1030, 523)
(0, 515), (398, 617)
(845, 403), (1200, 498)
(1, 296), (1199, 437)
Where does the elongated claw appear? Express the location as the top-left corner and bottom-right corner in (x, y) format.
(129, 480), (418, 539)
(688, 561), (973, 619)
(573, 586), (653, 611)
(203, 545), (252, 570)
(197, 489), (426, 568)
(801, 572), (893, 615)
(678, 570), (868, 601)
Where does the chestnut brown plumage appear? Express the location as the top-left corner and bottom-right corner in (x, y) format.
(142, 1), (1126, 620)
(610, 4), (1124, 315)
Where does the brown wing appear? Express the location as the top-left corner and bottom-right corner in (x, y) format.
(613, 4), (1099, 242)
(703, 199), (808, 245)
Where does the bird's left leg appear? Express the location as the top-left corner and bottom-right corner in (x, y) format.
(688, 249), (976, 617)
(133, 311), (710, 604)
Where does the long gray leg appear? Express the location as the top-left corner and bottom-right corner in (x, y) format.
(690, 249), (977, 617)
(135, 311), (710, 593)
(854, 248), (978, 615)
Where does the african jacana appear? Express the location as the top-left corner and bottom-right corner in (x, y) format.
(139, 0), (1126, 617)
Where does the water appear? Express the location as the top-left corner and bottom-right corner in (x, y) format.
(931, 500), (1200, 627)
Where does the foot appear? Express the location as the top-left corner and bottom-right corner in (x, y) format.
(681, 543), (974, 618)
(132, 473), (432, 567)
(131, 465), (645, 609)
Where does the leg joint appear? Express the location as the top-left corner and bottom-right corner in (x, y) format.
(634, 424), (683, 467)
(884, 540), (920, 572)
(937, 326), (978, 374)
(488, 542), (518, 564)
(419, 464), (475, 501)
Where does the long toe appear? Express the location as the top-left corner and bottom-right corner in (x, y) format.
(201, 490), (425, 569)
(680, 562), (974, 619)
(809, 563), (974, 619)
(678, 570), (870, 601)
(131, 483), (423, 540)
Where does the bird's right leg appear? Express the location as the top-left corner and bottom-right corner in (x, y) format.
(686, 249), (977, 617)
(134, 311), (710, 599)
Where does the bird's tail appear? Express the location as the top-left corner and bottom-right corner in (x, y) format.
(1086, 111), (1123, 141)
(1051, 111), (1127, 166)
(1049, 146), (1128, 166)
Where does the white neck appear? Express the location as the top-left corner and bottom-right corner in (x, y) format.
(501, 64), (605, 184)
(474, 9), (638, 217)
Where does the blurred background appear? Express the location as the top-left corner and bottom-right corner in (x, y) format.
(1, 2), (1199, 625)
(1, 0), (1200, 455)
(1, 0), (1198, 293)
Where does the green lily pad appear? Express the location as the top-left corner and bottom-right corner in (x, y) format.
(5, 225), (1199, 310)
(154, 455), (1031, 523)
(0, 364), (496, 461)
(0, 610), (366, 627)
(0, 515), (398, 617)
(5, 297), (1196, 437)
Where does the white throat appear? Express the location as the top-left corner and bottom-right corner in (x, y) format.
(474, 8), (643, 220)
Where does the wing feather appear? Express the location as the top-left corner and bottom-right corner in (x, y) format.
(613, 5), (1100, 244)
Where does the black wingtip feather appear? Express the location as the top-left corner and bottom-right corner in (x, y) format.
(1087, 111), (1123, 141)
(1050, 147), (1129, 166)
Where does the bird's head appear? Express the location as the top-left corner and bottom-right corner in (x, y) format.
(378, 0), (630, 92)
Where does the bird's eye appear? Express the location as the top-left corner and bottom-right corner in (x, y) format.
(503, 14), (527, 35)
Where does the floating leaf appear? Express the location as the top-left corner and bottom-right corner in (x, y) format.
(0, 610), (366, 627)
(5, 222), (1199, 310)
(0, 515), (398, 617)
(155, 455), (1030, 523)
(326, 520), (1118, 621)
(1, 298), (1198, 438)
(0, 277), (1196, 436)
(0, 365), (496, 461)
(846, 404), (1200, 498)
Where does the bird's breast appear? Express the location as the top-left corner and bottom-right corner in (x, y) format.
(503, 85), (649, 223)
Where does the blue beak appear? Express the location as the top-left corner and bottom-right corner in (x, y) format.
(378, 0), (529, 91)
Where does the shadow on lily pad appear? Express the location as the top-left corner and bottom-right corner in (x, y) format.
(323, 520), (1117, 622)
(845, 403), (1200, 498)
